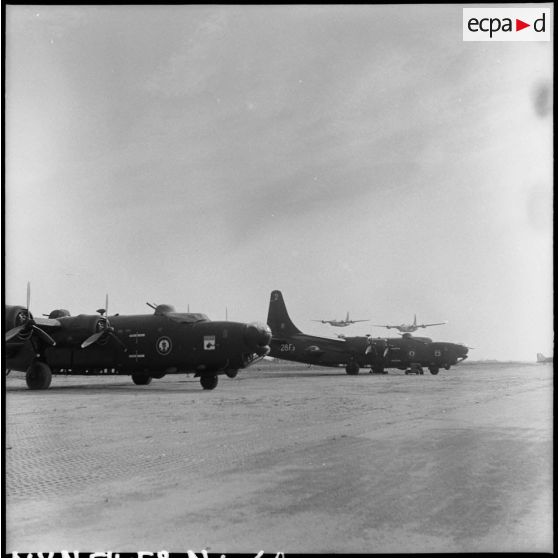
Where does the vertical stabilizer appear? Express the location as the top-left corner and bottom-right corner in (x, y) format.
(267, 290), (302, 336)
(413, 314), (417, 326)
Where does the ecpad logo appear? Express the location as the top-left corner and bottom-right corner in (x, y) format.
(463, 8), (551, 41)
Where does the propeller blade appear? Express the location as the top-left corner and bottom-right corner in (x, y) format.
(5, 325), (25, 342)
(26, 281), (31, 312)
(105, 293), (109, 316)
(108, 331), (128, 352)
(32, 325), (56, 346)
(81, 331), (105, 349)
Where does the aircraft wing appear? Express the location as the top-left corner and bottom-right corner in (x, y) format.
(5, 316), (61, 345)
(419, 321), (447, 328)
(350, 319), (370, 323)
(372, 324), (392, 328)
(33, 317), (63, 329)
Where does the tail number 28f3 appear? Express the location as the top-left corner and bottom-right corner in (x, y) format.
(280, 343), (296, 352)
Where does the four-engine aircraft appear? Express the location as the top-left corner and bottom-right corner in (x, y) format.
(372, 314), (447, 333)
(5, 286), (271, 390)
(312, 312), (369, 327)
(267, 290), (468, 375)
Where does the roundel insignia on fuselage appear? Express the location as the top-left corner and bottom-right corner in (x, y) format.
(408, 350), (415, 357)
(156, 336), (173, 355)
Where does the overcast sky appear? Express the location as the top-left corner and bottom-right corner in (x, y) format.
(4, 4), (553, 361)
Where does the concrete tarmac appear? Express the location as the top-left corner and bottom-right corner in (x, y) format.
(4, 362), (553, 553)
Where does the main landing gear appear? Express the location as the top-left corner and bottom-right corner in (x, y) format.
(345, 361), (360, 375)
(370, 366), (387, 374)
(26, 361), (52, 390)
(428, 366), (440, 375)
(225, 369), (239, 378)
(200, 374), (219, 390)
(132, 374), (152, 385)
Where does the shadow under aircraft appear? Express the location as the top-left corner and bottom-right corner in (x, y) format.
(266, 290), (468, 375)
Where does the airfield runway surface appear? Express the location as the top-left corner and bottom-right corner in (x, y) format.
(5, 361), (553, 553)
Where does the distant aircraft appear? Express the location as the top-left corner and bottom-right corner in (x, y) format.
(536, 353), (553, 363)
(373, 314), (447, 333)
(312, 312), (369, 327)
(267, 290), (468, 375)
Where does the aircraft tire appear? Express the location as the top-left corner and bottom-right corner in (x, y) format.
(132, 374), (152, 385)
(429, 367), (440, 375)
(201, 374), (219, 390)
(345, 362), (359, 375)
(225, 369), (239, 379)
(26, 361), (52, 390)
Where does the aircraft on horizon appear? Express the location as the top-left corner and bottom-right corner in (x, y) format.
(312, 312), (369, 327)
(373, 314), (447, 333)
(536, 353), (553, 363)
(5, 284), (271, 391)
(268, 290), (468, 376)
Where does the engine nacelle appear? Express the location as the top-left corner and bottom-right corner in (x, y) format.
(55, 314), (109, 345)
(5, 305), (31, 332)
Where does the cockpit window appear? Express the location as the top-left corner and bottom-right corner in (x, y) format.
(165, 312), (210, 324)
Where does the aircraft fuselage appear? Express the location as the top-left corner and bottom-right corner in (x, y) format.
(270, 333), (466, 371)
(5, 308), (271, 377)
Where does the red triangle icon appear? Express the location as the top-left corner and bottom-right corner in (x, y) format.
(516, 19), (530, 31)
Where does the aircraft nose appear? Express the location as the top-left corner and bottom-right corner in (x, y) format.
(244, 322), (272, 356)
(457, 344), (469, 359)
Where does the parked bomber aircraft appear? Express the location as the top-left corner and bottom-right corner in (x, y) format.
(312, 312), (369, 327)
(372, 314), (447, 333)
(5, 286), (271, 390)
(267, 290), (468, 375)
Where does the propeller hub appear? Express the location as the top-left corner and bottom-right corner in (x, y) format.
(95, 317), (109, 332)
(15, 310), (31, 326)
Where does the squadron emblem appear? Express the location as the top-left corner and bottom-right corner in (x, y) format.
(204, 335), (216, 350)
(156, 336), (172, 355)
